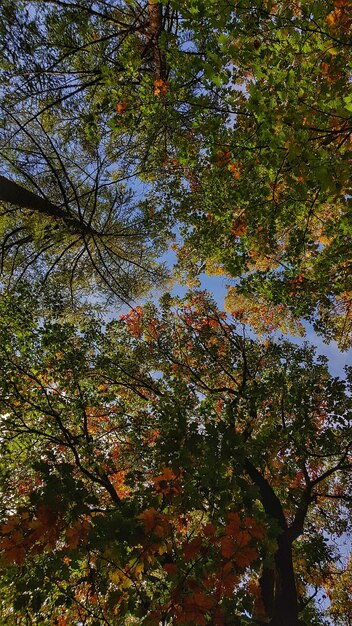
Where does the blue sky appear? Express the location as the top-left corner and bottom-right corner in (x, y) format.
(168, 269), (351, 379)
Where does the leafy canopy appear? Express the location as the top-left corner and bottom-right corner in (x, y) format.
(0, 0), (350, 340)
(0, 1), (351, 625)
(0, 287), (351, 625)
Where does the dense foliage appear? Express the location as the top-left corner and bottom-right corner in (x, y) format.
(0, 288), (351, 625)
(0, 1), (351, 625)
(0, 0), (351, 342)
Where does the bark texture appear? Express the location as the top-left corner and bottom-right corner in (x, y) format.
(244, 459), (301, 626)
(0, 175), (96, 236)
(148, 0), (164, 79)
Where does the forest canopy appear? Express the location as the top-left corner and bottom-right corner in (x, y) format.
(0, 1), (351, 625)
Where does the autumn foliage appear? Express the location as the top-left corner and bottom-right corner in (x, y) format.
(0, 288), (350, 625)
(0, 0), (351, 625)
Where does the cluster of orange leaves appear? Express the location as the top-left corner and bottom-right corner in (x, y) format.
(269, 449), (325, 492)
(289, 273), (304, 297)
(174, 513), (264, 625)
(214, 149), (242, 179)
(108, 470), (132, 499)
(120, 305), (143, 337)
(153, 466), (181, 497)
(326, 0), (352, 31)
(288, 470), (305, 489)
(225, 287), (304, 336)
(130, 506), (267, 626)
(153, 79), (168, 96)
(183, 312), (221, 331)
(138, 507), (171, 538)
(173, 582), (223, 626)
(17, 474), (35, 496)
(0, 507), (93, 564)
(231, 216), (247, 237)
(121, 306), (165, 342)
(268, 180), (282, 204)
(0, 506), (62, 564)
(220, 512), (264, 567)
(115, 100), (127, 114)
(182, 303), (226, 334)
(321, 60), (342, 83)
(161, 158), (183, 172)
(85, 405), (109, 434)
(145, 316), (165, 341)
(143, 427), (161, 446)
(228, 162), (242, 180)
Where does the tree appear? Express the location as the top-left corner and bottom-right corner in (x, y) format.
(0, 0), (172, 302)
(1, 1), (350, 339)
(0, 2), (351, 624)
(146, 0), (352, 349)
(0, 287), (350, 625)
(0, 140), (167, 304)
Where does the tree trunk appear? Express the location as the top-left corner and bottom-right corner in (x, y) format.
(148, 0), (163, 79)
(0, 174), (96, 236)
(244, 459), (300, 626)
(270, 533), (299, 626)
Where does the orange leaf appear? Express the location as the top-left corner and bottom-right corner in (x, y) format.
(153, 79), (168, 96)
(235, 530), (251, 548)
(163, 562), (178, 575)
(153, 467), (181, 496)
(203, 523), (216, 539)
(224, 512), (241, 536)
(234, 546), (258, 568)
(230, 217), (247, 237)
(326, 12), (336, 26)
(228, 162), (242, 179)
(218, 564), (239, 596)
(138, 507), (159, 533)
(221, 536), (235, 559)
(183, 537), (203, 561)
(0, 532), (26, 565)
(116, 100), (127, 114)
(215, 149), (232, 167)
(184, 591), (214, 612)
(138, 508), (170, 538)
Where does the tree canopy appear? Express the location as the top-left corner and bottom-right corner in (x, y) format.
(0, 1), (351, 625)
(0, 287), (351, 625)
(0, 0), (351, 339)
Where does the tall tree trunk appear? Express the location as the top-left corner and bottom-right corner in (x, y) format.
(0, 174), (96, 236)
(244, 459), (300, 626)
(271, 534), (299, 626)
(148, 0), (163, 79)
